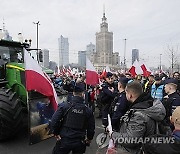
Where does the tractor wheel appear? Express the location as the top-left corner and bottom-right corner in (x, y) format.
(0, 87), (24, 140)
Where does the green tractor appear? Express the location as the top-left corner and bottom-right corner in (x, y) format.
(0, 39), (53, 140)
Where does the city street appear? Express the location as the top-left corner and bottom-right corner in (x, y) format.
(0, 97), (105, 154)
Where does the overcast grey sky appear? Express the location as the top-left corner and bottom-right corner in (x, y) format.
(1, 0), (180, 68)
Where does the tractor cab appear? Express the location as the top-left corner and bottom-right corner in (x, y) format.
(0, 40), (24, 86)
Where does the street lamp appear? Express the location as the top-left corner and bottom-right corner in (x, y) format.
(160, 54), (162, 72)
(123, 38), (127, 72)
(33, 21), (40, 62)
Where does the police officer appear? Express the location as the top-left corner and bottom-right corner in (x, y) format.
(51, 83), (95, 154)
(163, 79), (180, 131)
(112, 77), (130, 131)
(63, 76), (75, 102)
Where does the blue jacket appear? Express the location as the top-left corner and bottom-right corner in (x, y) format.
(51, 96), (95, 140)
(151, 83), (164, 100)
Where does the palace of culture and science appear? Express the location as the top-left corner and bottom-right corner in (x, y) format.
(89, 11), (120, 70)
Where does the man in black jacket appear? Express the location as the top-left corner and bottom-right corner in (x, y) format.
(51, 83), (95, 154)
(99, 72), (116, 127)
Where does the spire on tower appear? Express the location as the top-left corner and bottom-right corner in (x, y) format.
(3, 18), (5, 32)
(102, 4), (107, 22)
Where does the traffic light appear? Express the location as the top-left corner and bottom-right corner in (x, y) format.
(39, 50), (43, 62)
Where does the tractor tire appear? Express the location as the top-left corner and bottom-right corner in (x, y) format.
(0, 87), (24, 140)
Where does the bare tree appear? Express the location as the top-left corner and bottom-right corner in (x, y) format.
(165, 44), (180, 73)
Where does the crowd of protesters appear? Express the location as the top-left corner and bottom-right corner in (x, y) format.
(50, 71), (180, 154)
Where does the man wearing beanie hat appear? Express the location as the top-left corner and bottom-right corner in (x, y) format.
(51, 82), (95, 154)
(99, 72), (116, 127)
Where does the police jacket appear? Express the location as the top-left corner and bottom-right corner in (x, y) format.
(118, 94), (166, 153)
(112, 91), (130, 126)
(168, 92), (180, 111)
(100, 82), (116, 105)
(163, 92), (180, 119)
(51, 96), (95, 140)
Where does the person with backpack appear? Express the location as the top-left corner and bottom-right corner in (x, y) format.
(50, 83), (95, 154)
(116, 81), (166, 153)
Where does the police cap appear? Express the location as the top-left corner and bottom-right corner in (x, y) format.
(118, 77), (129, 85)
(164, 78), (178, 85)
(73, 82), (85, 92)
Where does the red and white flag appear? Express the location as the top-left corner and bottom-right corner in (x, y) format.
(67, 66), (72, 76)
(129, 60), (151, 77)
(24, 49), (58, 110)
(86, 57), (99, 85)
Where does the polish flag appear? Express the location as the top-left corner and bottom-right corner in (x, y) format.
(67, 66), (72, 76)
(86, 57), (99, 85)
(24, 49), (58, 110)
(129, 60), (151, 77)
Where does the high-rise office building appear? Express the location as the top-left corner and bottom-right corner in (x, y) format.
(86, 42), (95, 57)
(78, 51), (86, 67)
(58, 35), (69, 66)
(42, 49), (50, 68)
(132, 49), (139, 64)
(49, 61), (57, 71)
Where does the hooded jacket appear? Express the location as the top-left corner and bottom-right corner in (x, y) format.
(117, 93), (166, 153)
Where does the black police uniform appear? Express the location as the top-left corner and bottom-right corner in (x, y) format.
(112, 91), (130, 131)
(51, 83), (95, 154)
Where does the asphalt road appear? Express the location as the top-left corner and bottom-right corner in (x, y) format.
(0, 96), (105, 154)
